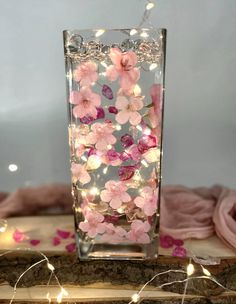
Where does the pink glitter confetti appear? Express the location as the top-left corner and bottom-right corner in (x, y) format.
(56, 229), (71, 239)
(30, 239), (40, 246)
(160, 235), (174, 248)
(102, 84), (113, 100)
(137, 135), (157, 154)
(172, 246), (187, 258)
(173, 239), (184, 246)
(52, 236), (61, 246)
(65, 242), (76, 253)
(120, 134), (134, 148)
(12, 229), (26, 243)
(118, 165), (136, 181)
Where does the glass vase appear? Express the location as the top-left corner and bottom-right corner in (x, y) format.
(63, 28), (166, 260)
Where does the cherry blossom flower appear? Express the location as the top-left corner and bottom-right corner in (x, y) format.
(127, 220), (151, 244)
(70, 87), (101, 119)
(106, 48), (140, 90)
(86, 122), (116, 151)
(74, 61), (98, 86)
(79, 211), (105, 238)
(115, 95), (144, 125)
(100, 223), (127, 243)
(71, 162), (91, 185)
(101, 180), (131, 209)
(134, 186), (158, 216)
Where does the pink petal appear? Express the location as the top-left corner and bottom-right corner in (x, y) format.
(116, 96), (129, 109)
(129, 112), (142, 126)
(172, 246), (187, 258)
(57, 229), (71, 239)
(173, 239), (184, 246)
(109, 48), (123, 66)
(138, 233), (151, 244)
(52, 236), (61, 246)
(110, 197), (122, 209)
(101, 190), (112, 202)
(65, 242), (76, 253)
(13, 229), (26, 243)
(30, 239), (40, 246)
(116, 110), (130, 124)
(106, 65), (118, 81)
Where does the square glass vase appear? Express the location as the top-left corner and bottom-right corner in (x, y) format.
(63, 28), (166, 260)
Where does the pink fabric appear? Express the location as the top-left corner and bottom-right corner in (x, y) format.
(161, 185), (236, 250)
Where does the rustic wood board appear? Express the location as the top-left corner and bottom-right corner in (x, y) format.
(0, 215), (236, 303)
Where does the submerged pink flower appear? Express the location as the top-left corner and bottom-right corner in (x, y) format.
(101, 180), (131, 209)
(106, 48), (140, 90)
(79, 211), (105, 238)
(71, 162), (91, 185)
(70, 87), (101, 119)
(127, 220), (151, 244)
(134, 186), (158, 216)
(103, 149), (122, 166)
(74, 61), (98, 86)
(115, 95), (143, 125)
(86, 122), (116, 151)
(100, 223), (127, 243)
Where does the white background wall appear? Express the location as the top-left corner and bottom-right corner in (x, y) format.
(0, 0), (236, 191)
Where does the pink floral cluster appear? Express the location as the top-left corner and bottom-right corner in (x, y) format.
(68, 47), (162, 245)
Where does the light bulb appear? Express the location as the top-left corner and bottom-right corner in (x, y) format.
(116, 124), (122, 131)
(90, 187), (99, 196)
(107, 144), (112, 150)
(187, 263), (195, 276)
(130, 29), (138, 36)
(131, 293), (140, 303)
(47, 263), (55, 271)
(140, 31), (149, 38)
(136, 125), (142, 131)
(133, 84), (142, 96)
(202, 266), (211, 277)
(87, 155), (102, 170)
(8, 164), (18, 172)
(149, 63), (158, 71)
(146, 2), (155, 10)
(103, 167), (108, 174)
(95, 29), (105, 37)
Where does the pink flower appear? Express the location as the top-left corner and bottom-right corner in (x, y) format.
(134, 186), (158, 216)
(71, 162), (91, 185)
(127, 220), (151, 244)
(127, 144), (142, 161)
(101, 180), (131, 209)
(86, 122), (116, 151)
(106, 48), (140, 90)
(100, 223), (127, 243)
(74, 61), (98, 86)
(70, 87), (101, 119)
(103, 149), (122, 166)
(79, 211), (105, 238)
(115, 95), (143, 125)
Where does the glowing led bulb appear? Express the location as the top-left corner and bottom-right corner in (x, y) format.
(136, 125), (143, 131)
(95, 29), (105, 37)
(144, 128), (151, 135)
(146, 2), (155, 10)
(116, 124), (122, 131)
(90, 187), (99, 196)
(149, 63), (158, 71)
(8, 164), (18, 172)
(131, 293), (140, 303)
(133, 84), (141, 96)
(57, 291), (63, 303)
(202, 266), (211, 277)
(187, 263), (195, 276)
(47, 263), (55, 271)
(101, 61), (108, 68)
(141, 159), (149, 168)
(81, 155), (87, 162)
(107, 144), (112, 149)
(81, 191), (87, 197)
(0, 219), (7, 233)
(140, 31), (149, 38)
(103, 166), (108, 174)
(130, 29), (138, 36)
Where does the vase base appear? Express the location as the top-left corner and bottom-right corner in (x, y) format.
(76, 234), (158, 260)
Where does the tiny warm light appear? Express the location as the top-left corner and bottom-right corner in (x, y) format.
(146, 2), (155, 10)
(101, 61), (108, 68)
(131, 293), (140, 303)
(0, 219), (7, 233)
(136, 125), (143, 132)
(116, 124), (122, 131)
(133, 84), (142, 96)
(46, 292), (51, 303)
(130, 29), (138, 36)
(144, 128), (151, 135)
(81, 155), (88, 162)
(56, 291), (63, 304)
(141, 159), (149, 168)
(81, 190), (87, 197)
(90, 187), (99, 196)
(8, 164), (18, 172)
(140, 31), (149, 38)
(103, 166), (108, 174)
(47, 263), (55, 271)
(187, 263), (195, 276)
(61, 287), (69, 296)
(99, 72), (106, 76)
(87, 155), (102, 170)
(202, 266), (211, 277)
(95, 29), (105, 37)
(149, 63), (158, 71)
(107, 144), (112, 150)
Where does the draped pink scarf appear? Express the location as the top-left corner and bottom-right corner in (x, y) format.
(160, 185), (236, 250)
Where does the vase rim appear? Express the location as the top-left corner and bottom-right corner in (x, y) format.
(63, 28), (167, 34)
